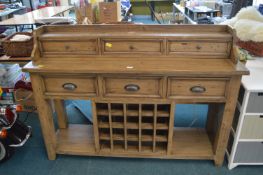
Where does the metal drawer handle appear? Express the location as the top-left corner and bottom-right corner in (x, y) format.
(62, 83), (77, 91)
(124, 84), (140, 92)
(190, 86), (206, 93)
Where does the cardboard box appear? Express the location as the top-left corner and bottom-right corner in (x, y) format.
(75, 4), (96, 24)
(99, 1), (122, 23)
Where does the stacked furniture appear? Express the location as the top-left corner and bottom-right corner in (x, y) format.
(23, 25), (248, 166)
(227, 58), (263, 169)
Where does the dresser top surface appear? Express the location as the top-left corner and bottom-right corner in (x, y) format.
(242, 58), (263, 92)
(23, 57), (248, 76)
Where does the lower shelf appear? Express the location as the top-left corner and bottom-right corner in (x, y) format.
(56, 124), (214, 159)
(172, 128), (214, 159)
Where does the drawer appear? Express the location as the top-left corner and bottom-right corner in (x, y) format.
(234, 142), (263, 163)
(102, 77), (163, 98)
(240, 115), (263, 140)
(167, 78), (228, 98)
(246, 92), (263, 113)
(168, 40), (230, 57)
(41, 39), (98, 55)
(102, 39), (164, 54)
(43, 75), (97, 96)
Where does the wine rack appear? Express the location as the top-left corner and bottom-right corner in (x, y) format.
(95, 102), (171, 154)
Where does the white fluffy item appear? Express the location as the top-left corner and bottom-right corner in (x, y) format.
(221, 7), (263, 42)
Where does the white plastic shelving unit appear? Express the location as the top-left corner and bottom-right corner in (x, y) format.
(227, 58), (263, 169)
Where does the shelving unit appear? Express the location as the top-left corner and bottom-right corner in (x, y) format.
(227, 58), (263, 169)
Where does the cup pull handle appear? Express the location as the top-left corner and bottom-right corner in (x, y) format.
(124, 84), (140, 92)
(190, 86), (206, 93)
(63, 83), (77, 91)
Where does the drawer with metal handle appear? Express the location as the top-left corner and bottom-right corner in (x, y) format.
(43, 75), (97, 96)
(167, 78), (228, 99)
(102, 76), (164, 98)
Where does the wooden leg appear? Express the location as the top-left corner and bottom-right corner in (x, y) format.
(54, 99), (68, 129)
(213, 76), (241, 166)
(31, 74), (57, 160)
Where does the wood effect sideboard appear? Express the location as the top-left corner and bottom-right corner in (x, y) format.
(22, 25), (249, 166)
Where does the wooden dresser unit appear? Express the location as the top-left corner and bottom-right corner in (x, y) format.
(23, 25), (249, 166)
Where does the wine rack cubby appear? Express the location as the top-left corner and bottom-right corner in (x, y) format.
(95, 102), (171, 154)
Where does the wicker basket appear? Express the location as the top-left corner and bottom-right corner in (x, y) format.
(2, 32), (33, 57)
(236, 40), (263, 57)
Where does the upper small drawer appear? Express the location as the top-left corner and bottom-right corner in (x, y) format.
(167, 40), (230, 57)
(41, 39), (98, 56)
(102, 76), (163, 98)
(167, 78), (228, 98)
(43, 75), (97, 96)
(101, 39), (164, 55)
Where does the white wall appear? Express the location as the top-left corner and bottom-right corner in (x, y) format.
(253, 0), (263, 5)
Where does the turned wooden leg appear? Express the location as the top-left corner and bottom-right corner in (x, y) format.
(54, 99), (68, 129)
(213, 76), (241, 166)
(31, 74), (57, 160)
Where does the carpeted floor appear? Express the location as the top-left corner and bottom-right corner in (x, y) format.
(0, 102), (263, 175)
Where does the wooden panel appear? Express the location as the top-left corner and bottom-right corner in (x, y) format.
(168, 78), (228, 98)
(102, 39), (163, 54)
(41, 40), (98, 55)
(43, 75), (97, 96)
(240, 115), (263, 139)
(168, 41), (229, 56)
(103, 77), (163, 98)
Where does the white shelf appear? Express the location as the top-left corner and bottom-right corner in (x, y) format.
(238, 139), (263, 142)
(228, 57), (263, 169)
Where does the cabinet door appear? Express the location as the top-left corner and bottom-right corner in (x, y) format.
(234, 142), (263, 163)
(240, 115), (263, 140)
